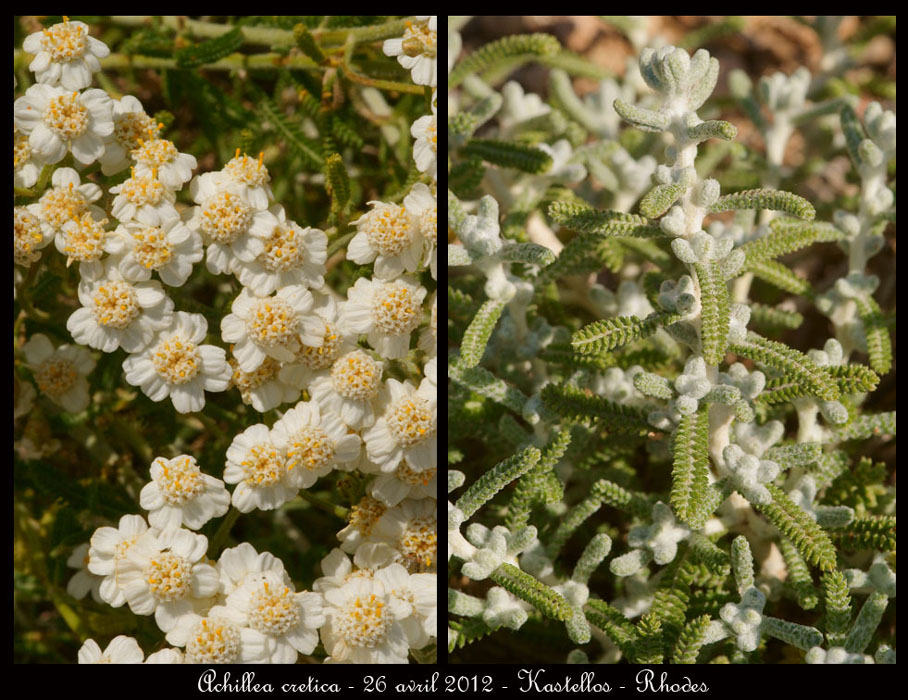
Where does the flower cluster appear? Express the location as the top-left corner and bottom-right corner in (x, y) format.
(14, 16), (435, 665)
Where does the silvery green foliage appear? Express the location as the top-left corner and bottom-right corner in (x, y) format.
(448, 17), (894, 664)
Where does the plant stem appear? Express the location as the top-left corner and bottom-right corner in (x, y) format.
(208, 507), (241, 557)
(295, 490), (349, 520)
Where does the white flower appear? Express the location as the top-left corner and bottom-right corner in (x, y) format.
(313, 544), (398, 595)
(220, 285), (324, 373)
(14, 206), (54, 268)
(31, 166), (105, 240)
(144, 647), (184, 663)
(55, 208), (113, 280)
(67, 265), (174, 353)
(14, 84), (112, 165)
(362, 377), (437, 473)
(131, 137), (197, 190)
(139, 454), (231, 531)
(374, 563), (436, 648)
(22, 18), (109, 90)
(307, 349), (385, 430)
(216, 570), (325, 663)
(404, 183), (437, 279)
(320, 575), (410, 664)
(123, 311), (230, 413)
(109, 168), (180, 226)
(216, 542), (289, 598)
(277, 293), (353, 388)
(367, 499), (437, 573)
(223, 423), (297, 513)
(14, 125), (42, 189)
(410, 97), (437, 180)
(231, 204), (327, 294)
(187, 173), (272, 275)
(418, 292), (437, 357)
(270, 400), (361, 489)
(78, 636), (144, 664)
(212, 149), (274, 210)
(99, 95), (162, 176)
(337, 495), (388, 554)
(340, 276), (427, 359)
(88, 514), (152, 608)
(107, 217), (203, 287)
(116, 527), (220, 632)
(66, 543), (104, 603)
(383, 16), (437, 87)
(368, 461), (437, 507)
(347, 200), (423, 280)
(165, 610), (269, 664)
(22, 332), (95, 412)
(228, 354), (300, 413)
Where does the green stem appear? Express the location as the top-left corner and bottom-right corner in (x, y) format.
(339, 64), (425, 95)
(327, 230), (356, 258)
(295, 490), (350, 520)
(208, 507), (241, 557)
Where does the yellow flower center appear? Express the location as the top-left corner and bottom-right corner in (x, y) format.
(92, 281), (140, 329)
(362, 203), (415, 255)
(113, 112), (160, 152)
(242, 443), (286, 486)
(131, 225), (173, 269)
(14, 207), (46, 266)
(229, 356), (281, 395)
(371, 283), (421, 335)
(419, 203), (437, 243)
(398, 515), (437, 572)
(338, 593), (392, 648)
(262, 223), (304, 272)
(36, 358), (78, 398)
(286, 426), (334, 473)
(387, 395), (435, 447)
(247, 580), (300, 636)
(40, 184), (87, 230)
(61, 211), (107, 262)
(152, 335), (201, 385)
(347, 496), (386, 537)
(114, 534), (141, 560)
(131, 138), (179, 168)
(245, 298), (299, 347)
(401, 20), (436, 58)
(119, 172), (166, 206)
(145, 552), (191, 602)
(155, 456), (205, 504)
(43, 91), (89, 140)
(223, 151), (270, 188)
(186, 617), (240, 664)
(199, 191), (251, 244)
(42, 20), (88, 62)
(296, 321), (341, 369)
(396, 460), (436, 487)
(330, 350), (381, 400)
(14, 127), (31, 170)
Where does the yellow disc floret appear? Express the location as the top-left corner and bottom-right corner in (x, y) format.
(261, 223), (304, 272)
(361, 203), (415, 256)
(92, 281), (140, 329)
(245, 298), (300, 348)
(247, 579), (300, 636)
(43, 91), (89, 140)
(131, 225), (173, 269)
(330, 350), (381, 400)
(285, 426), (334, 473)
(185, 617), (241, 664)
(223, 151), (270, 188)
(296, 321), (342, 369)
(337, 593), (392, 648)
(398, 516), (437, 572)
(145, 552), (191, 602)
(199, 191), (252, 244)
(241, 443), (286, 486)
(347, 496), (386, 537)
(155, 456), (205, 505)
(39, 183), (87, 230)
(35, 358), (79, 398)
(41, 20), (88, 62)
(14, 207), (46, 266)
(61, 211), (107, 263)
(119, 171), (166, 206)
(131, 138), (179, 168)
(386, 394), (435, 447)
(371, 282), (421, 335)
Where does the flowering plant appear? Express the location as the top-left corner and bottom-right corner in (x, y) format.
(14, 15), (436, 664)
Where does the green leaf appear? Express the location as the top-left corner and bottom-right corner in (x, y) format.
(672, 614), (711, 663)
(670, 405), (711, 529)
(450, 33), (561, 88)
(854, 295), (893, 375)
(461, 139), (553, 174)
(695, 261), (731, 365)
(490, 563), (573, 621)
(729, 332), (840, 402)
(710, 188), (815, 220)
(540, 383), (651, 433)
(572, 311), (682, 354)
(448, 353), (530, 416)
(460, 300), (507, 368)
(324, 153), (350, 216)
(753, 484), (837, 571)
(455, 446), (541, 519)
(175, 27), (243, 68)
(252, 86), (323, 169)
(548, 200), (662, 237)
(640, 183), (687, 218)
(737, 218), (843, 274)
